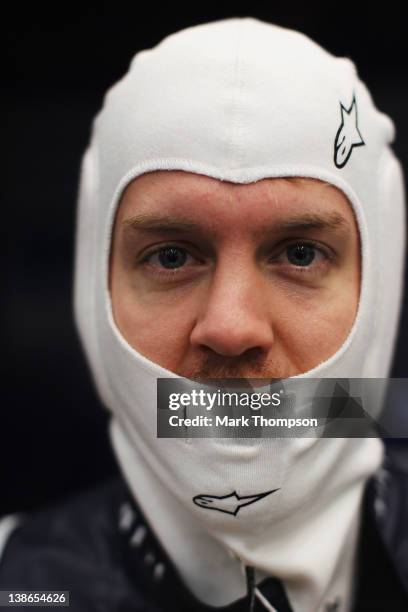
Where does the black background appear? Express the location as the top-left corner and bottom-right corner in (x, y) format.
(3, 3), (408, 515)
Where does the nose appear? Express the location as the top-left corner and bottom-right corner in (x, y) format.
(190, 260), (274, 357)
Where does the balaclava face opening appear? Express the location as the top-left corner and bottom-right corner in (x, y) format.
(73, 17), (406, 612)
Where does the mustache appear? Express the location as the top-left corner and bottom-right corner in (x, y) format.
(178, 347), (288, 382)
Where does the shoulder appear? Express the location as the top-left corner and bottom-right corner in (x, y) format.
(0, 476), (124, 570)
(0, 476), (152, 611)
(372, 438), (408, 590)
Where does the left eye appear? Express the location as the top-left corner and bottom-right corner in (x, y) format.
(285, 243), (317, 267)
(146, 246), (190, 269)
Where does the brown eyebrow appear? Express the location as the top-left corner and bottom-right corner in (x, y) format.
(122, 211), (350, 236)
(272, 212), (349, 233)
(123, 214), (202, 234)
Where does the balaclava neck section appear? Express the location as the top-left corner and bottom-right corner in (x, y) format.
(73, 16), (406, 612)
(110, 417), (383, 612)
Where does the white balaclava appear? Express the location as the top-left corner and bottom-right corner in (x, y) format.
(73, 17), (406, 612)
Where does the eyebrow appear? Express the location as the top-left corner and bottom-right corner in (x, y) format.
(122, 211), (350, 236)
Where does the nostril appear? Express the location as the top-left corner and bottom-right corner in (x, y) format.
(193, 328), (274, 360)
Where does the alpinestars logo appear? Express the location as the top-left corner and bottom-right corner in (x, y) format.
(193, 489), (279, 516)
(334, 92), (365, 168)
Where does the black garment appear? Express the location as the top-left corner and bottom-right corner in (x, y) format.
(0, 438), (407, 612)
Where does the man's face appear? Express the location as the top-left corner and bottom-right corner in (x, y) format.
(109, 170), (360, 379)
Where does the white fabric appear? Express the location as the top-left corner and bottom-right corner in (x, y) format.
(73, 17), (406, 612)
(0, 514), (23, 565)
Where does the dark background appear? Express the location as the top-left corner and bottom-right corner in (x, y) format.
(3, 3), (408, 515)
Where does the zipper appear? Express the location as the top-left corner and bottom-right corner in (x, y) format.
(235, 554), (279, 612)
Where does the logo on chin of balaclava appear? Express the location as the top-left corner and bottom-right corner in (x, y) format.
(193, 489), (279, 516)
(334, 92), (365, 168)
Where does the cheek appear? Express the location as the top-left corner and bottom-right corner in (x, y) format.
(111, 272), (198, 366)
(274, 282), (359, 371)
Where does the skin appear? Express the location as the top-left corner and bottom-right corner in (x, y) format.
(109, 170), (360, 380)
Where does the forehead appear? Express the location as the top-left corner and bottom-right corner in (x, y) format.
(115, 169), (356, 230)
